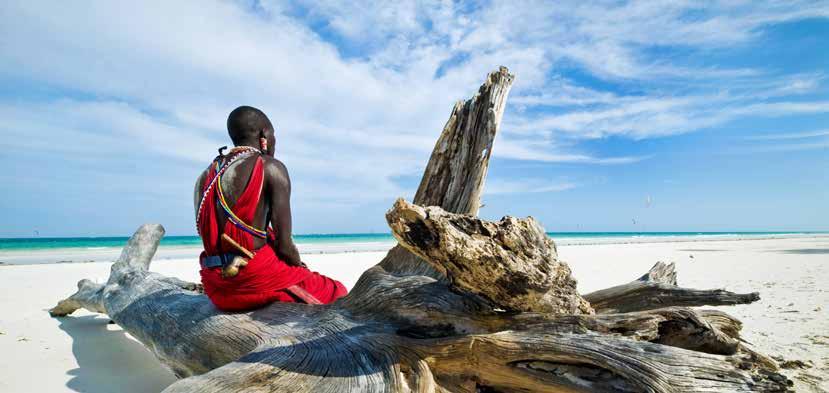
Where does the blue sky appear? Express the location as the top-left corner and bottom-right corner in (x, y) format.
(0, 1), (827, 237)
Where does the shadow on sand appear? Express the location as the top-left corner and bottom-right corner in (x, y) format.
(777, 248), (829, 255)
(55, 315), (177, 393)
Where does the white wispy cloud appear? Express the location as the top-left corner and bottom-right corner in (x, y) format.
(484, 179), (577, 195)
(508, 97), (829, 141)
(746, 129), (829, 140)
(739, 138), (829, 153)
(495, 138), (645, 164)
(726, 126), (829, 154)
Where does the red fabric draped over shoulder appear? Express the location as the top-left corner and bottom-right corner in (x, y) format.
(197, 154), (346, 311)
(199, 156), (266, 255)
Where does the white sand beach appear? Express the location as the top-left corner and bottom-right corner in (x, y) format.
(1, 236), (827, 392)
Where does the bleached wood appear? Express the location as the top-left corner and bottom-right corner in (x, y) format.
(414, 66), (512, 216)
(379, 66), (514, 281)
(584, 261), (760, 314)
(387, 198), (592, 315)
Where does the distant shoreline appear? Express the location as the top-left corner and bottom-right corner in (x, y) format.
(1, 231), (824, 250)
(1, 232), (826, 266)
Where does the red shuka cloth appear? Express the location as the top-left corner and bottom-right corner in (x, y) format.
(197, 156), (346, 311)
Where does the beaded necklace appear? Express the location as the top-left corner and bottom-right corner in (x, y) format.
(196, 147), (268, 239)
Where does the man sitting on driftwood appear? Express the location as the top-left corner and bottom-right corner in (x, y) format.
(194, 106), (347, 311)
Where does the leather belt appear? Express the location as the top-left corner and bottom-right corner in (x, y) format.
(200, 253), (240, 269)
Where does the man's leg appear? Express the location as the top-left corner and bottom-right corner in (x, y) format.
(292, 271), (347, 304)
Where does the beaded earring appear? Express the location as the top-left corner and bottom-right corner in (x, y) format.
(260, 129), (269, 152)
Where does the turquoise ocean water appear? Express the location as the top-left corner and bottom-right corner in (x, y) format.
(0, 232), (822, 251)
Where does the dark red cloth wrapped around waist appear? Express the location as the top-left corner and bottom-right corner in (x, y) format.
(200, 244), (347, 311)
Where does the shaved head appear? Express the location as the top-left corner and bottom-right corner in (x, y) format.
(227, 106), (273, 146)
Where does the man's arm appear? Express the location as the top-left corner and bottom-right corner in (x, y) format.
(194, 170), (207, 220)
(264, 158), (302, 266)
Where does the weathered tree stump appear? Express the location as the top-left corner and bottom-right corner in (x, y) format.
(387, 198), (592, 315)
(51, 67), (791, 392)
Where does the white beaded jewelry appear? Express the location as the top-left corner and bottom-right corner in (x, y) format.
(195, 148), (261, 235)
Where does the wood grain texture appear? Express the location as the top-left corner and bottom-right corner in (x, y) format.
(413, 66), (513, 217)
(378, 66), (515, 283)
(50, 68), (792, 392)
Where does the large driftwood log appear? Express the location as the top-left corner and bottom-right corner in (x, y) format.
(50, 67), (791, 392)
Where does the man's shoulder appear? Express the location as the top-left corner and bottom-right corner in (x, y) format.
(261, 155), (288, 174)
(195, 164), (210, 186)
(261, 156), (290, 186)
